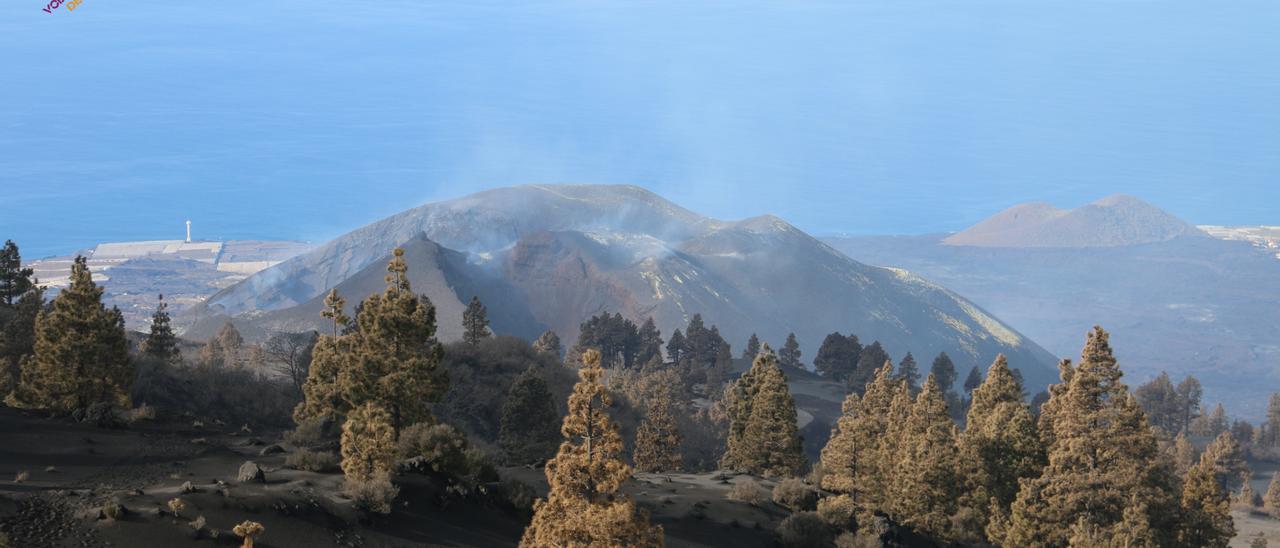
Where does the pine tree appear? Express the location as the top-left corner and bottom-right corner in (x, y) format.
(722, 345), (805, 476)
(294, 290), (353, 423)
(1174, 431), (1197, 477)
(532, 330), (563, 360)
(1180, 439), (1236, 548)
(0, 287), (42, 396)
(738, 353), (806, 477)
(19, 257), (131, 413)
(890, 374), (962, 540)
(1200, 431), (1248, 493)
(520, 349), (663, 547)
(633, 390), (682, 473)
(462, 296), (490, 346)
(962, 365), (982, 397)
(634, 317), (663, 366)
(742, 333), (761, 360)
(930, 352), (957, 395)
(666, 329), (684, 364)
(340, 402), (398, 482)
(1134, 371), (1181, 435)
(778, 333), (802, 370)
(1265, 472), (1280, 518)
(956, 355), (1045, 543)
(897, 352), (920, 391)
(295, 250), (448, 433)
(321, 288), (349, 337)
(0, 241), (34, 307)
(498, 366), (561, 466)
(1206, 403), (1229, 438)
(141, 294), (179, 363)
(848, 341), (889, 395)
(819, 360), (896, 508)
(1177, 375), (1203, 436)
(1004, 327), (1179, 547)
(813, 331), (859, 382)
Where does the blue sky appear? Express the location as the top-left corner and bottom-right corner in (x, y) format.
(2, 0), (1277, 258)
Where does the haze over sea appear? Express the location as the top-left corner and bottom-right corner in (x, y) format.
(2, 0), (1277, 258)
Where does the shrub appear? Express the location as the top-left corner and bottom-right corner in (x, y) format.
(285, 415), (337, 448)
(776, 512), (833, 547)
(285, 449), (340, 473)
(131, 356), (298, 430)
(100, 500), (127, 520)
(727, 479), (768, 506)
(816, 494), (856, 528)
(835, 531), (885, 548)
(398, 423), (468, 475)
(12, 471), (27, 484)
(500, 479), (536, 511)
(772, 478), (818, 511)
(189, 515), (207, 535)
(232, 520), (265, 548)
(167, 497), (186, 517)
(344, 473), (399, 514)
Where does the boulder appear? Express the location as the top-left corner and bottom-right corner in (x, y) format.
(236, 461), (266, 483)
(258, 444), (285, 456)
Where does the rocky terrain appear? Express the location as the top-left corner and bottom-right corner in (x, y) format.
(179, 185), (1061, 392)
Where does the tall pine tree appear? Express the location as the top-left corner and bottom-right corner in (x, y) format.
(499, 366), (561, 466)
(141, 294), (179, 363)
(19, 257), (131, 413)
(462, 296), (490, 346)
(742, 333), (761, 360)
(956, 355), (1045, 542)
(890, 374), (962, 540)
(520, 349), (662, 547)
(897, 352), (920, 391)
(0, 240), (34, 307)
(778, 333), (803, 370)
(930, 352), (957, 395)
(0, 286), (42, 397)
(633, 390), (683, 473)
(1004, 327), (1179, 547)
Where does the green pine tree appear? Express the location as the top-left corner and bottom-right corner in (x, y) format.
(1179, 435), (1236, 548)
(742, 333), (761, 360)
(1004, 327), (1179, 547)
(141, 294), (179, 363)
(498, 366), (561, 466)
(930, 351), (957, 395)
(956, 354), (1046, 543)
(779, 332), (803, 370)
(890, 374), (962, 540)
(897, 352), (921, 391)
(0, 286), (42, 397)
(819, 360), (896, 509)
(722, 345), (804, 476)
(0, 240), (34, 307)
(19, 257), (131, 413)
(532, 330), (563, 360)
(462, 296), (490, 346)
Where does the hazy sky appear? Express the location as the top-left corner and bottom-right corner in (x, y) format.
(2, 0), (1277, 258)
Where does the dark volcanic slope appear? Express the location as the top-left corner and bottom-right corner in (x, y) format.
(181, 185), (1060, 389)
(826, 216), (1280, 416)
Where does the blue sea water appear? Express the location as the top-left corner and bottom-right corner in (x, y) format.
(1, 0), (1277, 258)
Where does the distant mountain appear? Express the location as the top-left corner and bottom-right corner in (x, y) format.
(180, 184), (1060, 390)
(943, 194), (1205, 248)
(825, 196), (1280, 417)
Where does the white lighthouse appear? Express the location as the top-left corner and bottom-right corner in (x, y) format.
(185, 220), (192, 243)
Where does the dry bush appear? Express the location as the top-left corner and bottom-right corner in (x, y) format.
(285, 449), (340, 473)
(776, 511), (833, 547)
(344, 473), (399, 514)
(772, 478), (819, 511)
(285, 416), (337, 448)
(816, 494), (856, 528)
(13, 471), (28, 484)
(100, 500), (126, 520)
(727, 478), (768, 506)
(398, 423), (468, 475)
(835, 531), (885, 548)
(499, 479), (537, 512)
